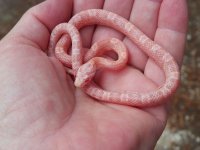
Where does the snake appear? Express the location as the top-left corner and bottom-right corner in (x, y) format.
(48, 9), (180, 107)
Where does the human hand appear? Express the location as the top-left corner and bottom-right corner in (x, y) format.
(0, 0), (188, 149)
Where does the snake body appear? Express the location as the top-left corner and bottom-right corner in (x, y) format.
(48, 9), (180, 107)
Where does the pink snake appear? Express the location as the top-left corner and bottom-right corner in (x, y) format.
(48, 9), (180, 107)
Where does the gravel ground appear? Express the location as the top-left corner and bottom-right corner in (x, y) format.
(0, 0), (199, 149)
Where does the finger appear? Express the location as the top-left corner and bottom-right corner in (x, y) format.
(92, 0), (134, 43)
(3, 0), (73, 50)
(92, 0), (134, 88)
(145, 0), (188, 85)
(73, 0), (104, 47)
(123, 0), (162, 70)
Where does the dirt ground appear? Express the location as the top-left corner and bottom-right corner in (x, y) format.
(0, 0), (199, 149)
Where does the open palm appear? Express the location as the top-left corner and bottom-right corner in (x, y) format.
(0, 0), (187, 149)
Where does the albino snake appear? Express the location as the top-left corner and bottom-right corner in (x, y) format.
(48, 9), (180, 107)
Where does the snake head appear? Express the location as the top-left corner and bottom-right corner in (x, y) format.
(74, 61), (96, 88)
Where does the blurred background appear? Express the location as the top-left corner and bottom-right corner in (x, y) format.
(0, 0), (199, 149)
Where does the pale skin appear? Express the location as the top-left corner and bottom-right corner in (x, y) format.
(0, 0), (187, 149)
